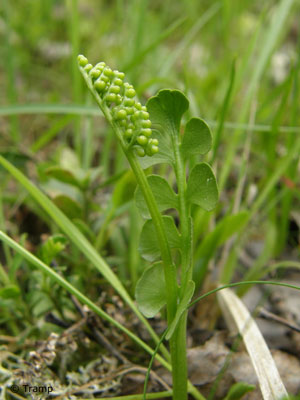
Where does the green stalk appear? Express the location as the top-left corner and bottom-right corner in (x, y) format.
(126, 144), (201, 400)
(121, 153), (199, 399)
(169, 129), (192, 400)
(124, 127), (191, 400)
(125, 151), (178, 322)
(173, 139), (192, 293)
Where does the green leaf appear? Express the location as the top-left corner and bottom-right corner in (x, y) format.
(139, 216), (181, 262)
(39, 234), (67, 265)
(186, 163), (218, 211)
(135, 262), (166, 318)
(0, 285), (20, 299)
(147, 89), (189, 132)
(135, 175), (178, 218)
(139, 89), (189, 168)
(166, 280), (195, 340)
(45, 166), (82, 188)
(224, 382), (255, 400)
(181, 118), (212, 158)
(208, 212), (249, 251)
(52, 195), (83, 219)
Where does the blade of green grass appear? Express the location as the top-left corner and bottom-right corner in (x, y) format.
(208, 121), (300, 134)
(217, 100), (256, 284)
(211, 59), (236, 163)
(239, 260), (300, 296)
(0, 104), (101, 116)
(189, 280), (300, 308)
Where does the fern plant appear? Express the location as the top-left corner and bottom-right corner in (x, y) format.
(78, 54), (218, 400)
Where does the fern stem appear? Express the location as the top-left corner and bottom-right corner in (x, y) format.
(169, 127), (192, 400)
(125, 150), (178, 323)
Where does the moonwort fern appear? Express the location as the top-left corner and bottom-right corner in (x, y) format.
(78, 54), (218, 400)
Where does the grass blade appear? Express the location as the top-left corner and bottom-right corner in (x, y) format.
(211, 59), (236, 163)
(0, 104), (100, 116)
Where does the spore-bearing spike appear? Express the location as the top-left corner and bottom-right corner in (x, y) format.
(77, 55), (158, 157)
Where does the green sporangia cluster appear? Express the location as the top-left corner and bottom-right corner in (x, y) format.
(77, 54), (158, 157)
